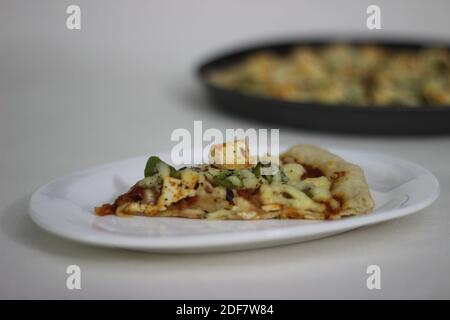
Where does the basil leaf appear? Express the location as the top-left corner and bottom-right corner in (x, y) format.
(211, 170), (233, 188)
(214, 170), (231, 180)
(264, 174), (274, 184)
(280, 169), (289, 183)
(144, 156), (163, 177)
(252, 162), (261, 178)
(144, 156), (180, 178)
(170, 167), (181, 179)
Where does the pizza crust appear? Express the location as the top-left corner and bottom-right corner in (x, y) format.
(281, 144), (374, 218)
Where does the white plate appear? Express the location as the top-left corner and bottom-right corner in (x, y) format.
(29, 148), (439, 253)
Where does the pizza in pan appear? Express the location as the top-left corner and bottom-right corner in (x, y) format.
(95, 142), (374, 220)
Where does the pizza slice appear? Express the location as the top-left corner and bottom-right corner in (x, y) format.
(95, 142), (374, 220)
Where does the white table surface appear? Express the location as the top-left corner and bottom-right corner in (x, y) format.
(1, 0), (450, 299)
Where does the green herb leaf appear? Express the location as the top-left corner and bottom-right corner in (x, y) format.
(280, 169), (289, 183)
(252, 162), (262, 178)
(144, 156), (180, 178)
(144, 156), (163, 177)
(214, 170), (231, 180)
(170, 167), (181, 179)
(213, 176), (234, 189)
(211, 170), (233, 188)
(264, 174), (274, 184)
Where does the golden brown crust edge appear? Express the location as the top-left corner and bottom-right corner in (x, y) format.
(281, 144), (375, 217)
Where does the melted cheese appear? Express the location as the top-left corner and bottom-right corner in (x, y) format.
(208, 139), (252, 169)
(260, 183), (325, 212)
(293, 176), (332, 202)
(157, 170), (198, 207)
(281, 163), (305, 181)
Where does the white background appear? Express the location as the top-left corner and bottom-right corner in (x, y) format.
(1, 0), (449, 299)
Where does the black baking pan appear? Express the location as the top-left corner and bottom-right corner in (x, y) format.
(197, 37), (450, 134)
